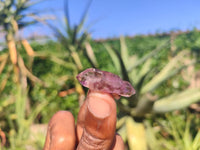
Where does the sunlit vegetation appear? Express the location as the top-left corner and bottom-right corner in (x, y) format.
(0, 0), (200, 149)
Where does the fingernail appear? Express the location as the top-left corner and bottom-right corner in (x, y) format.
(87, 91), (113, 119)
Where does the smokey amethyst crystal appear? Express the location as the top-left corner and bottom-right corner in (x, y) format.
(76, 68), (136, 97)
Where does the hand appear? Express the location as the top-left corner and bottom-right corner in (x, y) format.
(43, 90), (124, 150)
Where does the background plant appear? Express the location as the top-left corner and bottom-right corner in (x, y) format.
(103, 36), (200, 149)
(0, 1), (200, 149)
(48, 0), (98, 106)
(145, 111), (200, 150)
(0, 0), (51, 148)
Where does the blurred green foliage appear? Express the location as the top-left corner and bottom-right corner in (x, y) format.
(0, 2), (200, 148)
(98, 33), (199, 149)
(145, 111), (200, 150)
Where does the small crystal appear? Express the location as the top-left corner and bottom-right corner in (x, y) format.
(76, 68), (136, 97)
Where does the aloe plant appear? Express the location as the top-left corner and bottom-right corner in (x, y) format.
(0, 0), (48, 86)
(49, 0), (95, 70)
(0, 0), (55, 148)
(105, 36), (199, 115)
(104, 36), (200, 149)
(49, 0), (97, 105)
(5, 85), (48, 149)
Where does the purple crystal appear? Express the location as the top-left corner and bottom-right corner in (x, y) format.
(76, 68), (136, 97)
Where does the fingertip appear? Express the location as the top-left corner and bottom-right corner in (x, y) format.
(43, 111), (76, 150)
(50, 111), (74, 122)
(87, 91), (116, 119)
(85, 91), (117, 139)
(88, 96), (111, 118)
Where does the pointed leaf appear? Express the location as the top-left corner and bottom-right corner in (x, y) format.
(48, 23), (70, 49)
(117, 116), (127, 129)
(113, 47), (130, 81)
(104, 43), (130, 81)
(128, 55), (138, 67)
(131, 58), (152, 85)
(138, 58), (152, 79)
(126, 117), (147, 150)
(183, 118), (192, 150)
(118, 123), (127, 142)
(0, 57), (7, 74)
(192, 130), (200, 149)
(21, 39), (34, 56)
(18, 20), (38, 29)
(72, 25), (78, 44)
(144, 121), (159, 149)
(120, 36), (129, 67)
(18, 56), (44, 85)
(76, 0), (92, 33)
(85, 42), (98, 67)
(127, 40), (169, 72)
(64, 0), (71, 28)
(47, 54), (76, 70)
(0, 65), (12, 94)
(77, 31), (89, 50)
(71, 51), (83, 70)
(104, 43), (121, 73)
(141, 51), (190, 94)
(135, 72), (150, 96)
(27, 101), (48, 125)
(153, 88), (200, 113)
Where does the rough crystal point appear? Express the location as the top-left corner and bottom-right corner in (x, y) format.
(76, 68), (136, 97)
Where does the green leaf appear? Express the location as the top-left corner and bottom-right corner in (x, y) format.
(18, 20), (38, 29)
(131, 58), (152, 85)
(153, 88), (200, 113)
(144, 121), (159, 149)
(120, 36), (129, 67)
(64, 0), (71, 30)
(183, 118), (192, 150)
(104, 43), (121, 73)
(126, 117), (147, 150)
(141, 50), (190, 94)
(116, 116), (127, 129)
(77, 31), (89, 50)
(72, 25), (78, 45)
(76, 0), (92, 34)
(192, 130), (200, 149)
(27, 101), (48, 126)
(118, 123), (127, 142)
(85, 42), (98, 67)
(127, 40), (169, 72)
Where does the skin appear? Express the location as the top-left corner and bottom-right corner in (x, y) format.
(43, 90), (124, 150)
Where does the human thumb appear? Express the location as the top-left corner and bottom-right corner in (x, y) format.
(77, 91), (117, 150)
